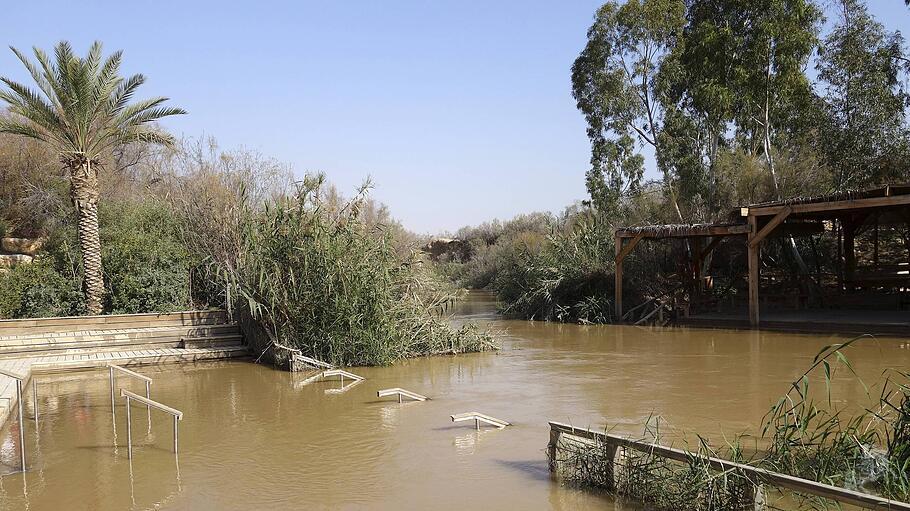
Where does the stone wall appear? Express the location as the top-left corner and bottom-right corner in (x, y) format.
(0, 237), (42, 271)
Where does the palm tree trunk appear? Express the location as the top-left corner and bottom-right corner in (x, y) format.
(71, 162), (104, 315)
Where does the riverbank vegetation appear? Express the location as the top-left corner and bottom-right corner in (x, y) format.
(551, 337), (910, 509)
(0, 43), (493, 365)
(435, 0), (910, 324)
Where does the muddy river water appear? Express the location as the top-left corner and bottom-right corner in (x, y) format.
(1, 291), (908, 510)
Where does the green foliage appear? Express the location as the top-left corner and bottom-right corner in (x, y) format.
(0, 41), (186, 163)
(195, 174), (495, 366)
(0, 258), (82, 319)
(817, 0), (910, 190)
(497, 213), (617, 323)
(99, 200), (192, 314)
(572, 0), (685, 215)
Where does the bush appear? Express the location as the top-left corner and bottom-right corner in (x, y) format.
(185, 174), (496, 366)
(99, 200), (192, 314)
(0, 258), (83, 319)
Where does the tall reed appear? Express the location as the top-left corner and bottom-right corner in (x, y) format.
(196, 174), (495, 366)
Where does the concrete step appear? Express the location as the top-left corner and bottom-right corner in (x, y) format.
(0, 310), (229, 336)
(181, 334), (243, 349)
(0, 326), (242, 358)
(29, 345), (251, 374)
(0, 323), (239, 344)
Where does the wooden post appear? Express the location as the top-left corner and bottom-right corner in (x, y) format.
(615, 233), (623, 321)
(693, 237), (703, 299)
(748, 215), (760, 327)
(547, 428), (561, 471)
(844, 218), (856, 285)
(614, 232), (644, 322)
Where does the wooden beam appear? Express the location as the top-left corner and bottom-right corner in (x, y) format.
(549, 422), (910, 511)
(744, 194), (910, 217)
(615, 232), (623, 321)
(749, 207), (792, 248)
(616, 224), (751, 239)
(748, 216), (760, 327)
(699, 237), (723, 260)
(615, 232), (644, 264)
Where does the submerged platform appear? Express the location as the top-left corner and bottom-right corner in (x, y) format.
(678, 309), (910, 337)
(0, 310), (249, 429)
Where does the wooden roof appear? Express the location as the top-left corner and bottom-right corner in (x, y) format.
(616, 183), (910, 239)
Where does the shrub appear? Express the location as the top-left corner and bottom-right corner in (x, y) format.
(0, 258), (83, 318)
(179, 173), (495, 366)
(99, 200), (192, 314)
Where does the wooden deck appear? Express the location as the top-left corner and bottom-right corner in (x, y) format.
(0, 309), (248, 430)
(0, 345), (248, 429)
(678, 308), (910, 337)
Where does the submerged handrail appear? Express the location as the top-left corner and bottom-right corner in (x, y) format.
(293, 354), (333, 371)
(120, 389), (183, 458)
(377, 388), (428, 403)
(0, 368), (27, 471)
(109, 364), (152, 420)
(321, 369), (365, 383)
(548, 421), (910, 511)
(451, 412), (511, 430)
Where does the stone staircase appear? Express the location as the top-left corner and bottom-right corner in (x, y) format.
(0, 310), (248, 428)
(0, 310), (247, 360)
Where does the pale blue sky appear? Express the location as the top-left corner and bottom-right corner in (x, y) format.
(2, 1), (908, 233)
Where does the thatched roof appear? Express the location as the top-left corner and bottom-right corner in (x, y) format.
(616, 223), (750, 239)
(619, 183), (910, 239)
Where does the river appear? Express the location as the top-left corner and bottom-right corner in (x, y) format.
(0, 290), (907, 510)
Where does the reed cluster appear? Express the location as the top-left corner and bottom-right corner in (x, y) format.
(551, 336), (910, 509)
(192, 173), (496, 366)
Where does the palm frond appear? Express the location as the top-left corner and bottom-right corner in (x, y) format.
(1, 40), (185, 164)
(0, 78), (65, 135)
(0, 118), (49, 142)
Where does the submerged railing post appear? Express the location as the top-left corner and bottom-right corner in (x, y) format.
(120, 389), (183, 459)
(377, 388), (429, 403)
(32, 378), (38, 424)
(109, 365), (153, 432)
(0, 369), (28, 471)
(125, 394), (133, 459)
(16, 378), (25, 470)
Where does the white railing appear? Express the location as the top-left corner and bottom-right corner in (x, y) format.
(451, 412), (511, 430)
(320, 369), (365, 384)
(0, 368), (27, 471)
(120, 389), (183, 459)
(377, 388), (428, 403)
(109, 364), (152, 418)
(292, 354), (333, 371)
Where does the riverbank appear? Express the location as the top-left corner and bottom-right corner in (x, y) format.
(1, 292), (907, 509)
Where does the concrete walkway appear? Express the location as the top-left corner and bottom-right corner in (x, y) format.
(0, 344), (247, 428)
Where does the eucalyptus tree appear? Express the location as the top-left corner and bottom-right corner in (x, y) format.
(571, 0), (686, 218)
(674, 0), (822, 199)
(0, 41), (185, 314)
(817, 0), (910, 189)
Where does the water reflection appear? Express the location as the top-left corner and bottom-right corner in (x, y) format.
(0, 292), (906, 510)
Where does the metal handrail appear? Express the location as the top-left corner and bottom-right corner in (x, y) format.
(0, 368), (27, 471)
(321, 369), (365, 384)
(548, 421), (910, 511)
(120, 389), (183, 459)
(109, 364), (152, 420)
(451, 412), (511, 430)
(377, 388), (428, 403)
(293, 354), (333, 371)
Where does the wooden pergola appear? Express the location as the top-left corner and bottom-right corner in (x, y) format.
(615, 184), (910, 327)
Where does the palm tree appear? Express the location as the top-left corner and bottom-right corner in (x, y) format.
(0, 41), (185, 315)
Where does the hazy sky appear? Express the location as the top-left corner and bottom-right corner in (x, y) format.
(2, 1), (908, 233)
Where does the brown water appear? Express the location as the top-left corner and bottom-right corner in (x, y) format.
(1, 291), (909, 510)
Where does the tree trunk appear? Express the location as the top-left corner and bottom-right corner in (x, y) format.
(71, 162), (104, 315)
